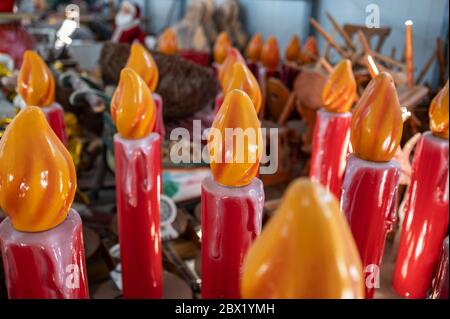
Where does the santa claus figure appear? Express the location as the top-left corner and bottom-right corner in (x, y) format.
(111, 1), (146, 44)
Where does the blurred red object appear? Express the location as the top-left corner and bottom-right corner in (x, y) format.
(0, 23), (35, 67)
(180, 49), (210, 67)
(0, 0), (14, 12)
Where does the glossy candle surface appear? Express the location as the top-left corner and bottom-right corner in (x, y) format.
(201, 176), (264, 298)
(158, 28), (178, 55)
(261, 36), (280, 71)
(125, 42), (159, 92)
(241, 179), (364, 298)
(213, 32), (231, 64)
(393, 132), (449, 298)
(341, 155), (400, 298)
(245, 33), (263, 62)
(431, 237), (449, 299)
(310, 110), (351, 199)
(17, 50), (55, 107)
(114, 134), (162, 298)
(0, 210), (89, 299)
(224, 62), (262, 114)
(429, 81), (449, 140)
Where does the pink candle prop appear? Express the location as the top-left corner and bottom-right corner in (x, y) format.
(42, 103), (68, 145)
(430, 237), (449, 299)
(393, 132), (449, 298)
(310, 110), (351, 199)
(0, 210), (89, 298)
(201, 176), (264, 298)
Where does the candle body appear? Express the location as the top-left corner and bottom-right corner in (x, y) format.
(430, 237), (449, 299)
(0, 209), (89, 299)
(341, 155), (400, 299)
(153, 93), (165, 140)
(114, 133), (162, 298)
(201, 176), (264, 298)
(393, 132), (449, 298)
(42, 103), (67, 146)
(310, 109), (351, 199)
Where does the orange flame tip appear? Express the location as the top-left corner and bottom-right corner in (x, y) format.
(213, 32), (232, 64)
(261, 36), (280, 70)
(126, 42), (159, 92)
(322, 59), (357, 113)
(218, 47), (246, 90)
(208, 89), (263, 187)
(111, 68), (156, 139)
(224, 63), (262, 114)
(285, 35), (301, 62)
(158, 28), (178, 55)
(0, 106), (76, 232)
(245, 33), (263, 62)
(241, 178), (364, 299)
(429, 81), (449, 140)
(17, 50), (55, 107)
(299, 36), (318, 64)
(350, 72), (403, 162)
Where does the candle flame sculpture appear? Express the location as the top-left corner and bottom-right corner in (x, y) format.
(261, 36), (280, 70)
(125, 43), (159, 92)
(158, 28), (178, 55)
(213, 32), (232, 64)
(111, 68), (156, 139)
(350, 72), (403, 162)
(429, 81), (449, 140)
(322, 59), (357, 113)
(218, 47), (246, 90)
(17, 51), (55, 107)
(208, 89), (263, 187)
(224, 62), (262, 114)
(245, 33), (263, 62)
(0, 106), (76, 232)
(285, 35), (301, 62)
(241, 178), (364, 298)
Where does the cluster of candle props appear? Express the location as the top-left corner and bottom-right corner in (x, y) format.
(0, 40), (447, 299)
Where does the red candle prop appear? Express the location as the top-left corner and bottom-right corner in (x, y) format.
(17, 50), (68, 145)
(310, 60), (356, 199)
(393, 82), (449, 298)
(0, 106), (88, 299)
(111, 68), (162, 298)
(341, 73), (403, 299)
(202, 89), (264, 298)
(430, 237), (449, 299)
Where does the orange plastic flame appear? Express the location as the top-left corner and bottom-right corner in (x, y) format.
(208, 89), (263, 187)
(322, 59), (357, 113)
(17, 50), (55, 107)
(158, 28), (178, 55)
(299, 36), (318, 64)
(218, 47), (246, 90)
(0, 106), (76, 232)
(429, 81), (449, 139)
(213, 32), (232, 64)
(261, 36), (280, 70)
(241, 178), (364, 299)
(285, 35), (301, 62)
(111, 68), (156, 139)
(224, 62), (262, 114)
(350, 72), (403, 162)
(125, 42), (159, 92)
(245, 33), (263, 62)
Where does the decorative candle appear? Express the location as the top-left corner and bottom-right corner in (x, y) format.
(281, 35), (301, 88)
(213, 32), (232, 64)
(341, 72), (403, 299)
(405, 20), (414, 89)
(0, 106), (88, 299)
(218, 62), (262, 114)
(261, 36), (280, 74)
(393, 82), (449, 299)
(202, 89), (264, 298)
(299, 36), (318, 65)
(285, 35), (301, 62)
(430, 237), (449, 299)
(241, 178), (364, 298)
(310, 59), (356, 199)
(125, 42), (165, 139)
(17, 50), (67, 145)
(111, 68), (162, 298)
(158, 28), (178, 55)
(245, 33), (263, 63)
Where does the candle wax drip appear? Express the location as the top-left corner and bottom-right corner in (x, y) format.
(126, 42), (159, 92)
(322, 59), (357, 113)
(241, 178), (364, 298)
(17, 50), (55, 107)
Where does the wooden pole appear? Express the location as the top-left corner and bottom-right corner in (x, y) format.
(309, 18), (348, 58)
(405, 20), (414, 89)
(326, 12), (356, 50)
